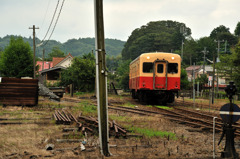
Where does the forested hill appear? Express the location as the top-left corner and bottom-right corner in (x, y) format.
(0, 35), (125, 57)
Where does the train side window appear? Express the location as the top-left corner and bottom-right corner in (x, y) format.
(157, 64), (163, 73)
(168, 63), (178, 73)
(143, 62), (153, 73)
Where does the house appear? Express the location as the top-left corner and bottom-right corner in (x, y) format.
(53, 53), (73, 67)
(185, 65), (227, 90)
(36, 61), (53, 72)
(38, 53), (74, 85)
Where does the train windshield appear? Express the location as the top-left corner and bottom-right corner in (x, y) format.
(168, 63), (178, 74)
(157, 64), (164, 73)
(143, 62), (153, 73)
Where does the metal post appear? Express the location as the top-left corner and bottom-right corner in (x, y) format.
(29, 25), (39, 79)
(94, 0), (110, 156)
(213, 117), (218, 159)
(193, 63), (195, 108)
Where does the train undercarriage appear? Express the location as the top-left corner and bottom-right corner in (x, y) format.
(131, 89), (177, 105)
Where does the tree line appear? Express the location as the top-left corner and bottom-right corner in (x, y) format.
(1, 20), (240, 92)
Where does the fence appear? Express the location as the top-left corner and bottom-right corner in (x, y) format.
(0, 77), (38, 106)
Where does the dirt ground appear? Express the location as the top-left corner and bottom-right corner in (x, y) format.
(0, 96), (240, 159)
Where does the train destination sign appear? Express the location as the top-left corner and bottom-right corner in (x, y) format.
(220, 103), (240, 123)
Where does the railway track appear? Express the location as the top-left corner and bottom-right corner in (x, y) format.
(62, 97), (240, 137)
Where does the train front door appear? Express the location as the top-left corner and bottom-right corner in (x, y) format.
(153, 61), (167, 89)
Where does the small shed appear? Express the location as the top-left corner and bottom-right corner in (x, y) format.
(38, 66), (66, 85)
(0, 77), (38, 106)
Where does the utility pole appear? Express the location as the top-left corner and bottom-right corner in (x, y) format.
(181, 40), (184, 61)
(212, 54), (216, 104)
(193, 63), (195, 108)
(215, 40), (224, 93)
(94, 0), (110, 156)
(202, 47), (208, 74)
(224, 40), (228, 53)
(180, 25), (185, 62)
(29, 25), (39, 79)
(42, 49), (45, 71)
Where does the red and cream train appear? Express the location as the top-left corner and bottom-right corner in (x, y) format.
(129, 52), (181, 104)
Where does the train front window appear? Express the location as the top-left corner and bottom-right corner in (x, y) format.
(168, 63), (178, 74)
(157, 64), (163, 73)
(143, 62), (153, 73)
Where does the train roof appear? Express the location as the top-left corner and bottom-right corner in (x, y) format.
(130, 52), (181, 65)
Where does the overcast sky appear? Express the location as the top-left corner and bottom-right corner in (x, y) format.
(1, 0), (240, 43)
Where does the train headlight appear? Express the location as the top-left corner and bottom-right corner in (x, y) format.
(171, 57), (175, 60)
(147, 56), (150, 60)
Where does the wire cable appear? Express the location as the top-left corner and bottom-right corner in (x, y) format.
(41, 0), (60, 42)
(37, 0), (51, 36)
(43, 0), (65, 47)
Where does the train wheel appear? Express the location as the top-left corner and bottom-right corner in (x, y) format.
(167, 92), (175, 103)
(138, 91), (144, 103)
(132, 90), (137, 99)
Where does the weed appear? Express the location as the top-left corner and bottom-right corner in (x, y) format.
(127, 126), (177, 139)
(155, 106), (173, 110)
(109, 115), (131, 122)
(73, 101), (97, 116)
(123, 102), (136, 108)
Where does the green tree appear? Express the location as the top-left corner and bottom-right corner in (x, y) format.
(121, 20), (191, 60)
(115, 59), (131, 90)
(60, 53), (95, 92)
(210, 25), (230, 40)
(180, 68), (190, 90)
(45, 46), (65, 61)
(234, 22), (240, 37)
(182, 38), (198, 66)
(0, 36), (33, 78)
(232, 41), (240, 90)
(195, 74), (208, 88)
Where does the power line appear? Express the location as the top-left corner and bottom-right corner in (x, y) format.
(43, 0), (65, 47)
(41, 0), (60, 43)
(37, 0), (51, 36)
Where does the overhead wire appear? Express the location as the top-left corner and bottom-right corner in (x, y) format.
(41, 0), (60, 43)
(37, 0), (51, 36)
(42, 0), (65, 47)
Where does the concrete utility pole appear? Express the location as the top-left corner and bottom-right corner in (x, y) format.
(216, 40), (224, 93)
(94, 0), (110, 156)
(202, 47), (208, 74)
(180, 25), (185, 61)
(29, 25), (39, 79)
(181, 40), (184, 61)
(212, 54), (216, 104)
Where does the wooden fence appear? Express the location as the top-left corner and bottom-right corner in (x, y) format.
(0, 77), (38, 106)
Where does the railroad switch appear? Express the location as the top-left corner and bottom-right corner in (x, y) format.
(219, 82), (239, 158)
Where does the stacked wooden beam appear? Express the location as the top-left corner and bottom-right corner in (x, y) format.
(53, 110), (127, 137)
(53, 110), (77, 125)
(78, 115), (127, 137)
(0, 77), (38, 106)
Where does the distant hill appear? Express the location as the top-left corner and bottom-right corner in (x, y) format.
(0, 35), (125, 57)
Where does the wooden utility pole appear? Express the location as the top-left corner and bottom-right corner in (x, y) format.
(94, 0), (110, 156)
(29, 25), (39, 79)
